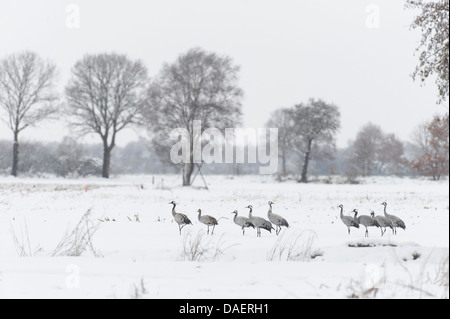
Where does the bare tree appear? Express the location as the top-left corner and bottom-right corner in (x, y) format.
(406, 0), (449, 104)
(411, 121), (431, 155)
(412, 114), (449, 180)
(0, 51), (58, 176)
(292, 99), (340, 183)
(65, 53), (148, 178)
(349, 123), (384, 177)
(266, 108), (296, 176)
(378, 133), (408, 176)
(143, 48), (243, 186)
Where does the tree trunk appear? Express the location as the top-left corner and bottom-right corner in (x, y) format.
(182, 162), (194, 186)
(11, 131), (19, 177)
(362, 161), (366, 177)
(233, 163), (240, 176)
(181, 133), (195, 186)
(102, 143), (112, 179)
(281, 150), (287, 176)
(299, 139), (312, 183)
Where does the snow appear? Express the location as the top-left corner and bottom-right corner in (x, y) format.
(0, 175), (448, 299)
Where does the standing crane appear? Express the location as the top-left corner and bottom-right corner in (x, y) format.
(231, 210), (255, 235)
(197, 209), (218, 235)
(373, 211), (394, 236)
(338, 204), (359, 234)
(169, 201), (192, 235)
(246, 205), (274, 237)
(267, 201), (289, 235)
(381, 202), (406, 234)
(352, 209), (380, 237)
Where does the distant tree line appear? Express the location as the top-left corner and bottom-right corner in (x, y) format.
(0, 136), (266, 177)
(265, 109), (449, 182)
(0, 112), (447, 181)
(0, 137), (169, 177)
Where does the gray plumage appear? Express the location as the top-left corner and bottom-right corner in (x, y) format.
(169, 201), (192, 235)
(373, 212), (394, 236)
(197, 209), (218, 235)
(231, 210), (255, 235)
(338, 204), (359, 234)
(267, 201), (289, 235)
(246, 205), (274, 237)
(381, 202), (406, 234)
(352, 209), (380, 237)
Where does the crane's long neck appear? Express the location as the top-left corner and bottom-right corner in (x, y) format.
(383, 204), (388, 216)
(268, 204), (273, 216)
(171, 203), (177, 217)
(198, 210), (202, 220)
(339, 206), (343, 218)
(248, 208), (253, 218)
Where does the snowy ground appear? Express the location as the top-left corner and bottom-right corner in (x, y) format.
(0, 174), (448, 299)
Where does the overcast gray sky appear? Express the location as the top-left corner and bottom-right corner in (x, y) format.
(0, 0), (446, 148)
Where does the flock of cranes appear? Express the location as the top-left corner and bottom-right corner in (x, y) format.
(339, 202), (406, 237)
(169, 200), (289, 237)
(169, 200), (406, 238)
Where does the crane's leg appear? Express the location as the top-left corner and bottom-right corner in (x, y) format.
(179, 224), (188, 235)
(365, 227), (368, 237)
(207, 226), (210, 235)
(242, 226), (245, 235)
(348, 227), (350, 235)
(179, 224), (182, 235)
(211, 225), (215, 235)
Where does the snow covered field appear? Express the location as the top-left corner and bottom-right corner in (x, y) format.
(0, 175), (448, 299)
